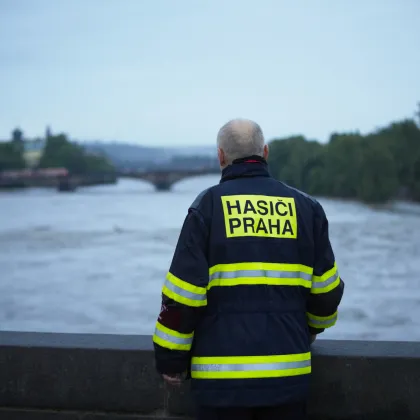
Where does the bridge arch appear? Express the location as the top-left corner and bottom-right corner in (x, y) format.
(118, 168), (220, 191)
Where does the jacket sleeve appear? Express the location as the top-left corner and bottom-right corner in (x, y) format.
(306, 201), (345, 335)
(153, 200), (210, 375)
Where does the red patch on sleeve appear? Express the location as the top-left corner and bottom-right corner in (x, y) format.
(158, 303), (182, 330)
(158, 303), (168, 321)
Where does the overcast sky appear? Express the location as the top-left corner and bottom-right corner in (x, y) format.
(0, 0), (419, 146)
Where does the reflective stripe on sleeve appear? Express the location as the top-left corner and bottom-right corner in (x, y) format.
(208, 263), (313, 290)
(152, 321), (194, 351)
(162, 272), (207, 307)
(311, 263), (340, 294)
(307, 311), (338, 329)
(191, 353), (311, 379)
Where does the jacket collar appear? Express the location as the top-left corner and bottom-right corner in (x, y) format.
(220, 155), (271, 183)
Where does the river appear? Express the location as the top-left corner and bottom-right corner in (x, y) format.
(1, 177), (419, 341)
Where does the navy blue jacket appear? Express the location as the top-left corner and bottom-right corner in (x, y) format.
(153, 156), (344, 407)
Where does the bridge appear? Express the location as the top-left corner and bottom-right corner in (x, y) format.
(0, 166), (220, 192)
(0, 168), (118, 192)
(118, 167), (220, 191)
(1, 331), (419, 419)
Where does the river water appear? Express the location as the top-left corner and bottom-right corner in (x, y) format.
(1, 177), (419, 341)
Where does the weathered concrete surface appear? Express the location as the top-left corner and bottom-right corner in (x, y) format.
(1, 332), (420, 420)
(0, 408), (180, 420)
(0, 333), (163, 415)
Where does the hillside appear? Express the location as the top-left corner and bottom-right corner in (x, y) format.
(78, 141), (216, 170)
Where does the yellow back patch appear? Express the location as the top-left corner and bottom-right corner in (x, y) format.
(221, 195), (297, 239)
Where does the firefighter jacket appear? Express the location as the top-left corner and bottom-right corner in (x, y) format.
(153, 156), (345, 407)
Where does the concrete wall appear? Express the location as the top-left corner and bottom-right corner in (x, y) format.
(0, 332), (419, 420)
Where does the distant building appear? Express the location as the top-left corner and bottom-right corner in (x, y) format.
(23, 138), (45, 168)
(12, 128), (23, 142)
(45, 126), (52, 139)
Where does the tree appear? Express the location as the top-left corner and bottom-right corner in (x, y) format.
(267, 118), (420, 204)
(38, 133), (115, 175)
(411, 155), (420, 201)
(0, 142), (26, 171)
(356, 139), (399, 203)
(322, 133), (364, 199)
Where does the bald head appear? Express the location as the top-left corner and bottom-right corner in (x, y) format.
(217, 119), (266, 166)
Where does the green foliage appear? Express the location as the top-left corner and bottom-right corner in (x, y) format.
(0, 141), (26, 171)
(356, 138), (399, 203)
(411, 155), (420, 201)
(3, 116), (420, 204)
(268, 119), (420, 204)
(38, 134), (115, 175)
(1, 129), (115, 176)
(269, 136), (326, 194)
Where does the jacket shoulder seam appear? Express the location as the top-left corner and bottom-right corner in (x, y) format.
(276, 180), (319, 206)
(189, 187), (214, 210)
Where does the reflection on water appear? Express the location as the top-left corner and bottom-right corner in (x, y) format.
(1, 177), (420, 341)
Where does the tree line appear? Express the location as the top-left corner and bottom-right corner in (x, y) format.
(0, 130), (115, 175)
(39, 133), (115, 174)
(268, 117), (420, 204)
(1, 110), (420, 203)
(0, 139), (26, 171)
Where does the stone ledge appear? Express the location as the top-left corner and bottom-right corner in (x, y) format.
(1, 332), (420, 420)
(0, 407), (188, 420)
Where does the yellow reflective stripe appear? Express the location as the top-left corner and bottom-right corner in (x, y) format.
(166, 272), (207, 295)
(191, 367), (311, 379)
(162, 272), (207, 307)
(209, 263), (313, 276)
(307, 311), (338, 329)
(311, 263), (340, 294)
(155, 322), (193, 340)
(208, 263), (313, 290)
(191, 352), (311, 379)
(152, 321), (194, 351)
(193, 353), (311, 364)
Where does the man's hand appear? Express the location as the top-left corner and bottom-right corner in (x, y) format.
(310, 334), (317, 343)
(162, 372), (187, 386)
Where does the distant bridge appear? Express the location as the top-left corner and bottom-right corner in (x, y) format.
(118, 167), (220, 191)
(0, 166), (221, 192)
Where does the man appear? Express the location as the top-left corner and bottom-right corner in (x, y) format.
(153, 119), (345, 420)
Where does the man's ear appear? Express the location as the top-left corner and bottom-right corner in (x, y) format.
(218, 148), (226, 167)
(263, 144), (269, 160)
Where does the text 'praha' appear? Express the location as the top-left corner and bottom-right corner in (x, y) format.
(221, 195), (297, 239)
